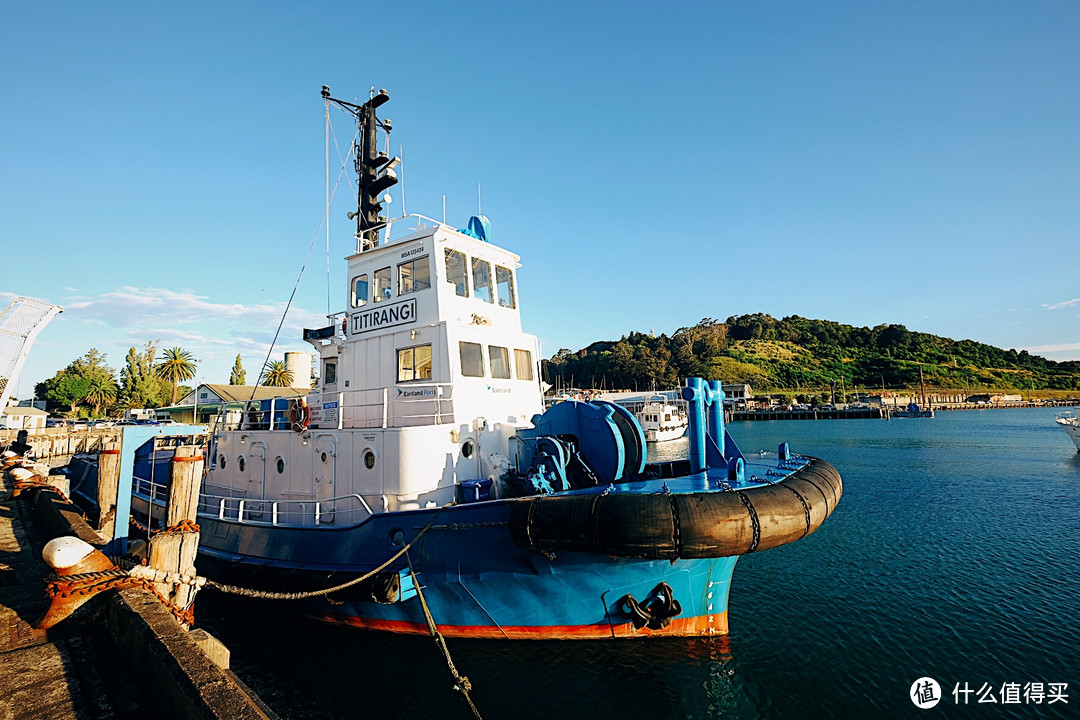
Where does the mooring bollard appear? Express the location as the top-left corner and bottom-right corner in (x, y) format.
(36, 536), (131, 629)
(97, 441), (121, 539)
(148, 445), (204, 619)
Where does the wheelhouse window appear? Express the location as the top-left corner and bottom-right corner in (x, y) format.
(459, 341), (484, 377)
(496, 265), (516, 308)
(374, 267), (392, 302)
(398, 257), (431, 295)
(397, 344), (433, 382)
(324, 360), (337, 385)
(445, 249), (469, 297)
(351, 274), (369, 307)
(514, 349), (534, 380)
(489, 346), (510, 379)
(472, 258), (493, 303)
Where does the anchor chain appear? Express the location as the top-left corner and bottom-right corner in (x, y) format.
(44, 572), (195, 626)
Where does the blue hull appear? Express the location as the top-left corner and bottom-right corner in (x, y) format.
(68, 442), (841, 640)
(194, 497), (737, 639)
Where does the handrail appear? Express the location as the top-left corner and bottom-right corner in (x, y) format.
(223, 384), (456, 431)
(197, 491), (378, 528)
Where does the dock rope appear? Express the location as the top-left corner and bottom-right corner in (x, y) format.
(406, 549), (483, 720)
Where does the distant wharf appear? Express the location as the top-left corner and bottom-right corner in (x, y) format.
(734, 398), (1078, 421)
(557, 390), (1079, 422)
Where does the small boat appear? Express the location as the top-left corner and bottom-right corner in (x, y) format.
(635, 397), (689, 442)
(892, 366), (934, 418)
(1055, 411), (1080, 452)
(72, 87), (843, 640)
(892, 402), (934, 418)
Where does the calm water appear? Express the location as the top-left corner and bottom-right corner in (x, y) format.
(199, 408), (1080, 719)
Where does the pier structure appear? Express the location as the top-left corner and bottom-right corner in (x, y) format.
(732, 406), (884, 421)
(0, 426), (123, 469)
(0, 434), (274, 719)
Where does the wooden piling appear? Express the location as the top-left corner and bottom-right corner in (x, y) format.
(148, 445), (204, 622)
(96, 441), (121, 539)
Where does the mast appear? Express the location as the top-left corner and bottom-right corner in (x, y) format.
(320, 86), (399, 251)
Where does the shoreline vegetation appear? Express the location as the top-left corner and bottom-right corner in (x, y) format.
(19, 314), (1080, 420)
(543, 314), (1080, 401)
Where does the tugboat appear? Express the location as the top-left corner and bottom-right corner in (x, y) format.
(116, 87), (844, 639)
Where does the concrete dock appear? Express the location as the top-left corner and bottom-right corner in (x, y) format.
(0, 461), (276, 720)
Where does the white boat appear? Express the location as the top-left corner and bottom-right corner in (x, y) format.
(636, 398), (689, 443)
(1055, 411), (1080, 452)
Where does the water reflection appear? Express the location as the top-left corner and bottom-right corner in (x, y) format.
(199, 592), (751, 719)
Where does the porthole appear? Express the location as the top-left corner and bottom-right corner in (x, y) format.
(219, 455), (227, 470)
(238, 457), (246, 472)
(461, 440), (474, 459)
(321, 451), (328, 463)
(364, 450), (376, 469)
(276, 457), (286, 474)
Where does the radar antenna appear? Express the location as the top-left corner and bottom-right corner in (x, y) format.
(321, 85), (399, 251)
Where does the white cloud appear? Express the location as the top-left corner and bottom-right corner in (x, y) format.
(1043, 298), (1080, 311)
(65, 286), (325, 329)
(1026, 341), (1080, 354)
(54, 286), (325, 374)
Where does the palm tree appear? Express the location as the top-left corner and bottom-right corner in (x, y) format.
(156, 347), (198, 405)
(85, 376), (118, 417)
(260, 360), (294, 388)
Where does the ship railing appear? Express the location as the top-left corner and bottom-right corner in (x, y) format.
(336, 385), (455, 429)
(196, 491), (377, 527)
(219, 384), (456, 432)
(383, 212), (452, 243)
(135, 477), (171, 504)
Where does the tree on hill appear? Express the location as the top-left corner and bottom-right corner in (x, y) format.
(156, 347), (198, 405)
(545, 315), (1080, 393)
(229, 355), (246, 385)
(260, 361), (294, 388)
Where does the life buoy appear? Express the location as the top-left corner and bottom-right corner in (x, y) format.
(289, 399), (310, 433)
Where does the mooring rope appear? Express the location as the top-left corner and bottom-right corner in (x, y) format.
(406, 548), (483, 720)
(202, 508), (444, 600)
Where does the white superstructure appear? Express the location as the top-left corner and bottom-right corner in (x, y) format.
(1056, 411), (1080, 453)
(205, 218), (545, 522)
(635, 399), (689, 443)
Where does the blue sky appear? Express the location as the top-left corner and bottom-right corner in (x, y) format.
(3, 1), (1079, 396)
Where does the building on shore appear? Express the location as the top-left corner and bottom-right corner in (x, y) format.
(159, 384), (307, 426)
(1, 403), (48, 431)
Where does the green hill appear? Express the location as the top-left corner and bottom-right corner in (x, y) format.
(544, 314), (1080, 395)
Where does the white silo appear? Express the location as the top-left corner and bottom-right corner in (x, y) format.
(284, 351), (313, 389)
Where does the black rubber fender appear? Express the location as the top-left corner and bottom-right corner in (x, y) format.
(509, 457), (843, 559)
